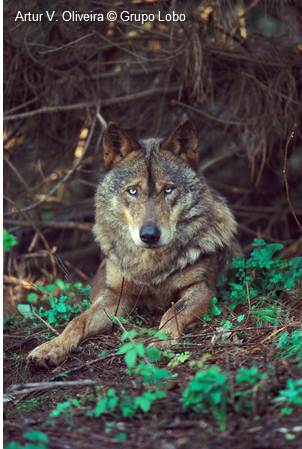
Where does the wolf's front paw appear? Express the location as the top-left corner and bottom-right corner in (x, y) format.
(28, 338), (68, 369)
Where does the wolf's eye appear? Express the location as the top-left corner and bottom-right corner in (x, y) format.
(127, 187), (138, 196)
(164, 186), (175, 195)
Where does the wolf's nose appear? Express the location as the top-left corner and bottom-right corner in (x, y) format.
(139, 225), (161, 244)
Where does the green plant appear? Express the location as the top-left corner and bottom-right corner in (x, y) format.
(182, 365), (229, 430)
(105, 422), (127, 442)
(17, 304), (35, 319)
(88, 387), (166, 419)
(87, 329), (172, 420)
(203, 296), (223, 321)
(16, 398), (42, 414)
(277, 329), (302, 365)
(119, 390), (166, 417)
(168, 351), (191, 368)
(251, 305), (285, 326)
(26, 292), (39, 304)
(5, 431), (48, 449)
(18, 294), (90, 327)
(234, 366), (267, 414)
(17, 278), (91, 327)
(36, 296), (81, 325)
(34, 279), (91, 298)
(3, 229), (17, 252)
(207, 239), (302, 324)
(17, 296), (81, 325)
(274, 378), (302, 415)
(117, 329), (174, 386)
(132, 361), (174, 386)
(220, 239), (302, 310)
(117, 331), (146, 369)
(88, 388), (119, 417)
(114, 432), (127, 443)
(3, 316), (17, 328)
(50, 399), (80, 418)
(26, 279), (90, 311)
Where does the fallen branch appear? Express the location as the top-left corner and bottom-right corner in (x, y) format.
(4, 380), (99, 402)
(4, 87), (178, 121)
(4, 219), (92, 231)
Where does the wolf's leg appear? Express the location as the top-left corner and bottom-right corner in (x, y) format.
(28, 291), (133, 369)
(156, 283), (214, 346)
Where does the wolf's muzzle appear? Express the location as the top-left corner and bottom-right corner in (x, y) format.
(139, 225), (161, 245)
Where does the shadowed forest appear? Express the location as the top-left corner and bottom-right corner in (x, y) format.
(3, 1), (302, 448)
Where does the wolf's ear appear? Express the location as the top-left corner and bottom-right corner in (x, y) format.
(102, 122), (140, 169)
(160, 120), (199, 167)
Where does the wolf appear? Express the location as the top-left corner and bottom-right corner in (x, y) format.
(28, 120), (240, 368)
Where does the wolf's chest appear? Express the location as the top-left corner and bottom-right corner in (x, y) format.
(139, 283), (175, 310)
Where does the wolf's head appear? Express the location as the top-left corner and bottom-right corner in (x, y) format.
(96, 121), (203, 247)
(94, 121), (236, 266)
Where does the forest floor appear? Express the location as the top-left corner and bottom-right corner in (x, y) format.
(4, 301), (302, 449)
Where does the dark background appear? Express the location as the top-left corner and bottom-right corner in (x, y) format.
(4, 0), (302, 292)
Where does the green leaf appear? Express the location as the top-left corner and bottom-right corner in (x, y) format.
(121, 329), (137, 341)
(115, 432), (127, 443)
(135, 396), (151, 412)
(281, 406), (293, 415)
(3, 229), (17, 252)
(24, 431), (49, 443)
(55, 279), (68, 291)
(117, 342), (133, 355)
(93, 399), (109, 416)
(168, 351), (191, 368)
(135, 343), (145, 358)
(145, 346), (162, 362)
(27, 293), (39, 303)
(223, 320), (232, 330)
(45, 284), (56, 293)
(125, 349), (137, 368)
(17, 304), (34, 319)
(56, 303), (67, 313)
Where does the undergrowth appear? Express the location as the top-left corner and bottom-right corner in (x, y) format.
(15, 280), (91, 328)
(205, 238), (302, 326)
(30, 327), (302, 435)
(4, 239), (302, 447)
